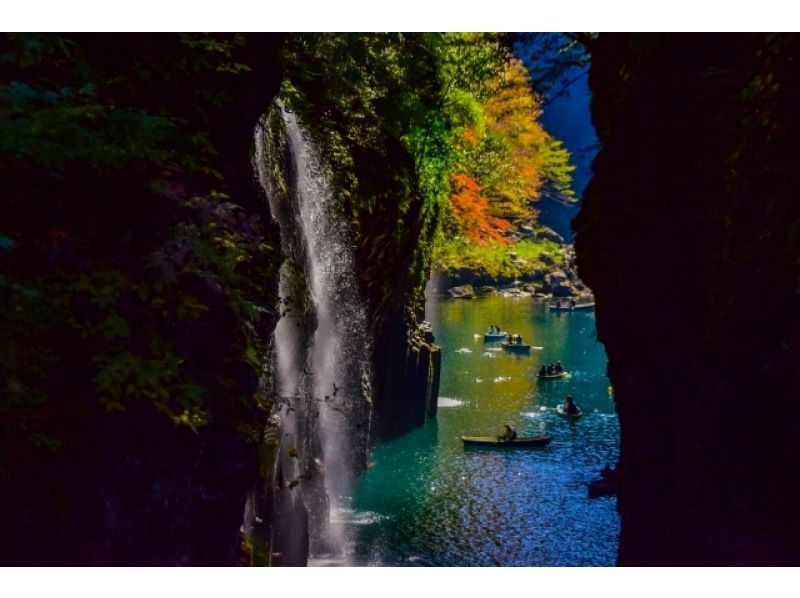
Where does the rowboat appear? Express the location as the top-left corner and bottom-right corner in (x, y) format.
(461, 435), (553, 448)
(502, 342), (531, 354)
(556, 404), (583, 419)
(484, 331), (508, 342)
(537, 370), (568, 379)
(549, 302), (595, 312)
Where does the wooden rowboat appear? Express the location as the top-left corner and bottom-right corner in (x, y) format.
(461, 435), (553, 448)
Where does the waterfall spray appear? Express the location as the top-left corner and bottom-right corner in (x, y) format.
(255, 100), (373, 565)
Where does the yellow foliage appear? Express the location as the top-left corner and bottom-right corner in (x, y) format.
(483, 58), (550, 209)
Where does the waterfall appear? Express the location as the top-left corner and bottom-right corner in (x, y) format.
(254, 101), (373, 565)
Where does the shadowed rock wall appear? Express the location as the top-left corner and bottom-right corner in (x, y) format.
(575, 33), (800, 565)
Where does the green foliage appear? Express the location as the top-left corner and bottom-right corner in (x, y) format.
(433, 38), (576, 270)
(0, 84), (176, 173)
(0, 33), (280, 464)
(0, 31), (576, 467)
(435, 238), (563, 280)
(279, 33), (460, 312)
(278, 33), (576, 306)
(0, 33), (254, 176)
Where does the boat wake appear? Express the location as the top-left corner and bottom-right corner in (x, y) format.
(438, 397), (465, 408)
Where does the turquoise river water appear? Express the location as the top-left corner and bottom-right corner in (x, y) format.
(349, 295), (619, 566)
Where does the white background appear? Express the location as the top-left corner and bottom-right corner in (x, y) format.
(4, 3), (800, 595)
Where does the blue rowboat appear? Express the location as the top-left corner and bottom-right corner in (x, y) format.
(549, 302), (595, 312)
(484, 331), (508, 342)
(501, 342), (531, 354)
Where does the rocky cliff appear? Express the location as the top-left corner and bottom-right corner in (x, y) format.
(277, 34), (444, 444)
(575, 33), (800, 565)
(1, 33), (444, 566)
(248, 55), (443, 563)
(372, 313), (440, 439)
(0, 33), (285, 565)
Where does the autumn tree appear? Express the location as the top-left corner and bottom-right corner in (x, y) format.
(444, 51), (575, 244)
(448, 173), (511, 245)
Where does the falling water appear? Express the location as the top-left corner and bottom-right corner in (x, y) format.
(254, 101), (373, 565)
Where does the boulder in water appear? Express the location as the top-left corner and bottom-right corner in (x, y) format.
(448, 284), (476, 299)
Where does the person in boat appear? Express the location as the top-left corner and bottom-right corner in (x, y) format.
(563, 395), (579, 415)
(500, 423), (517, 441)
(516, 335), (523, 345)
(538, 365), (547, 377)
(569, 297), (576, 308)
(546, 364), (554, 375)
(554, 360), (563, 373)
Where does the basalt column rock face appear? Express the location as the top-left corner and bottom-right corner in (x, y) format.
(574, 34), (800, 565)
(371, 309), (441, 439)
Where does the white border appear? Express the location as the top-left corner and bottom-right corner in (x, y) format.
(4, 6), (800, 594)
(3, 566), (800, 597)
(3, 1), (800, 32)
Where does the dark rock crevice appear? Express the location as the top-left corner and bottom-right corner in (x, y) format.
(575, 33), (800, 565)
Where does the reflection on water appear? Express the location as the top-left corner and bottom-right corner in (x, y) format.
(351, 296), (619, 566)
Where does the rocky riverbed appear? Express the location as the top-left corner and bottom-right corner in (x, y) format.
(439, 242), (594, 301)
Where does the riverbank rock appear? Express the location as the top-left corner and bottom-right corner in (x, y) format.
(501, 288), (531, 298)
(479, 285), (498, 295)
(530, 266), (549, 281)
(448, 284), (476, 299)
(538, 251), (556, 266)
(372, 313), (441, 439)
(535, 226), (566, 244)
(522, 283), (538, 294)
(544, 271), (574, 297)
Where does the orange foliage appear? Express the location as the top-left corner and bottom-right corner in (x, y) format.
(461, 127), (479, 145)
(449, 173), (511, 245)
